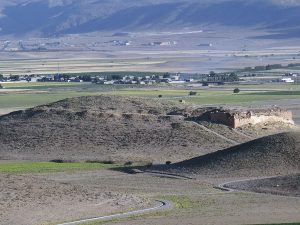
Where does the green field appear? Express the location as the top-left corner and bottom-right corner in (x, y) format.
(1, 83), (300, 112)
(0, 161), (121, 173)
(249, 223), (300, 225)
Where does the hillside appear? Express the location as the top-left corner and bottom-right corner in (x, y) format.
(0, 95), (234, 162)
(167, 132), (300, 177)
(0, 0), (300, 37)
(226, 174), (300, 197)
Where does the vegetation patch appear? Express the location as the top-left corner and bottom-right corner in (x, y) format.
(0, 161), (121, 173)
(248, 223), (300, 225)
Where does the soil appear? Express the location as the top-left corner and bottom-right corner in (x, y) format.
(1, 96), (300, 225)
(0, 95), (294, 163)
(0, 96), (229, 163)
(0, 172), (149, 225)
(226, 174), (300, 197)
(164, 132), (300, 177)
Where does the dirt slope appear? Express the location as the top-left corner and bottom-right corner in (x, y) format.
(0, 95), (233, 162)
(168, 132), (300, 177)
(226, 174), (300, 197)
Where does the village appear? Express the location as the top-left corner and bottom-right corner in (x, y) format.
(0, 70), (299, 87)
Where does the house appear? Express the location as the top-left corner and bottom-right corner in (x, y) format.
(281, 77), (294, 83)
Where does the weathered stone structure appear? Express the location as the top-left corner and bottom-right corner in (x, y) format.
(208, 107), (294, 128)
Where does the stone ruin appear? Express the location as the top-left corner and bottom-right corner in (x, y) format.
(207, 107), (294, 128)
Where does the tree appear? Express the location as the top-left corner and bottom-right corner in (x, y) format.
(9, 75), (20, 81)
(111, 75), (122, 80)
(228, 72), (239, 82)
(163, 72), (170, 78)
(233, 88), (240, 94)
(62, 74), (70, 81)
(79, 75), (92, 82)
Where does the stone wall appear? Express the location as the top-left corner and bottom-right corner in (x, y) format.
(209, 108), (294, 128)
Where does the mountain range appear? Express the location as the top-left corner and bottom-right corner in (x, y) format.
(0, 0), (300, 37)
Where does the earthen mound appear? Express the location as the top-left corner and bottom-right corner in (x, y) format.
(0, 95), (232, 162)
(169, 132), (300, 176)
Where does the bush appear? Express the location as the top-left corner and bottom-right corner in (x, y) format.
(124, 161), (133, 166)
(50, 159), (65, 163)
(86, 160), (115, 164)
(146, 162), (153, 168)
(189, 91), (197, 96)
(0, 84), (3, 89)
(233, 88), (240, 94)
(166, 161), (172, 165)
(158, 95), (163, 98)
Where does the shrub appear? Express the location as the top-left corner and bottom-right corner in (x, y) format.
(166, 161), (172, 165)
(189, 91), (197, 96)
(0, 84), (2, 89)
(124, 161), (133, 166)
(233, 88), (240, 94)
(50, 159), (64, 163)
(158, 95), (163, 98)
(146, 162), (153, 168)
(86, 160), (115, 164)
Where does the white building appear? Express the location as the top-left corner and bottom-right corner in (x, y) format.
(281, 77), (295, 83)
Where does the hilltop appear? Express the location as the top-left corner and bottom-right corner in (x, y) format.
(0, 95), (234, 162)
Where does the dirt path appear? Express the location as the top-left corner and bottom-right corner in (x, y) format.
(57, 200), (172, 225)
(230, 128), (253, 140)
(187, 121), (240, 145)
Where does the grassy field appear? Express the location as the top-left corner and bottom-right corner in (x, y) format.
(0, 161), (121, 173)
(1, 83), (300, 112)
(249, 223), (300, 225)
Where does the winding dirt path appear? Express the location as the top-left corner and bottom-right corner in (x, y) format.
(56, 200), (173, 225)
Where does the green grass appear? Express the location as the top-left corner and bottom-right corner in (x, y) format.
(1, 85), (300, 113)
(0, 92), (102, 109)
(0, 82), (82, 88)
(249, 223), (300, 225)
(248, 91), (300, 95)
(158, 195), (194, 209)
(0, 161), (121, 173)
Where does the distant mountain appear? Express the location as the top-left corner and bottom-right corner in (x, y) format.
(0, 0), (300, 37)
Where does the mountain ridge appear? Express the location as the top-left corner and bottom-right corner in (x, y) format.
(0, 0), (300, 37)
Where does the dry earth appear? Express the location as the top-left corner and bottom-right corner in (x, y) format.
(0, 171), (150, 225)
(163, 132), (300, 177)
(0, 96), (235, 163)
(226, 174), (300, 197)
(1, 96), (300, 225)
(1, 95), (294, 163)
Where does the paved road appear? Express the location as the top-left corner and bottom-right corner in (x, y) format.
(56, 200), (172, 225)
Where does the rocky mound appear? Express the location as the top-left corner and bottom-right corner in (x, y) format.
(168, 132), (300, 177)
(0, 95), (233, 162)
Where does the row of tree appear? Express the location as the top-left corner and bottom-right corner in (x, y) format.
(243, 63), (300, 72)
(206, 72), (239, 82)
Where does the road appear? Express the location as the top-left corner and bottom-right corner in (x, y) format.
(56, 200), (172, 225)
